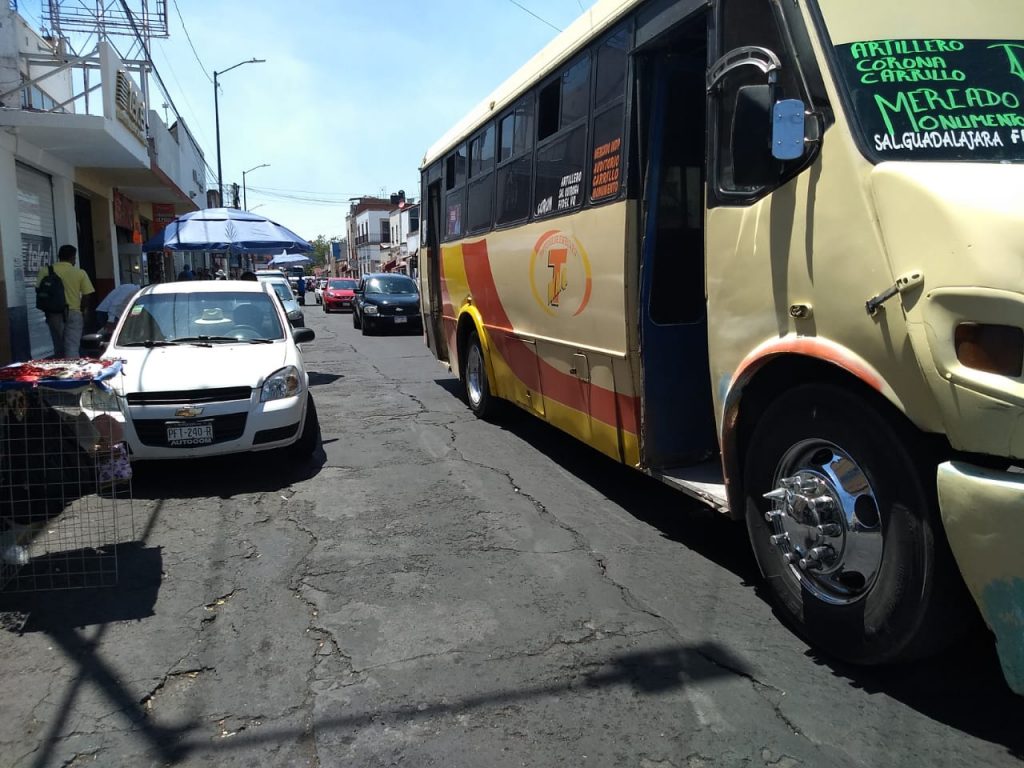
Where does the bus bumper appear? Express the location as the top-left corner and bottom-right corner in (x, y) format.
(937, 461), (1024, 695)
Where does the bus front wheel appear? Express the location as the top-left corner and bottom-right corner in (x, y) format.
(744, 383), (963, 665)
(463, 331), (495, 419)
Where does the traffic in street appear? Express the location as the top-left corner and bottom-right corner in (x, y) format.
(1, 307), (1020, 767)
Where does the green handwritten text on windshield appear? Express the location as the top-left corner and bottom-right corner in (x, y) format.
(836, 39), (1024, 161)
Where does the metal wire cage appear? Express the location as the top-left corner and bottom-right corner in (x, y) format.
(0, 360), (134, 592)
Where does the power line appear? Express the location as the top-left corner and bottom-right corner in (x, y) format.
(170, 0), (213, 84)
(507, 0), (562, 33)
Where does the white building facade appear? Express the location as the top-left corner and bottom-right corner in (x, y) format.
(0, 7), (207, 362)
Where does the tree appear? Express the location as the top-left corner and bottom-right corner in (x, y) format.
(310, 234), (342, 273)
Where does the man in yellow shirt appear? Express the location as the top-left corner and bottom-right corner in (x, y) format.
(36, 244), (95, 358)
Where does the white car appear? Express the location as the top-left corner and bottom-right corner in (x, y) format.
(91, 280), (320, 461)
(314, 279), (328, 304)
(255, 270), (305, 327)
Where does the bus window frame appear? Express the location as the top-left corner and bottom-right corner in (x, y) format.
(533, 50), (593, 221)
(425, 15), (634, 237)
(443, 142), (468, 241)
(467, 121), (497, 234)
(494, 94), (536, 229)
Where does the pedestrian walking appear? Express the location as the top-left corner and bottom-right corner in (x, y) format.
(36, 244), (95, 359)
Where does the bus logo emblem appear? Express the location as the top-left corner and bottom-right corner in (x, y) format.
(529, 230), (592, 317)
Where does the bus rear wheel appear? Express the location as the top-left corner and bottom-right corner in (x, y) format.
(744, 383), (964, 665)
(463, 331), (496, 419)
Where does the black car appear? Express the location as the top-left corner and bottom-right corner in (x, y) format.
(352, 273), (422, 335)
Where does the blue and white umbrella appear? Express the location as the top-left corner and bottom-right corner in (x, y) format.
(268, 252), (312, 266)
(142, 208), (312, 254)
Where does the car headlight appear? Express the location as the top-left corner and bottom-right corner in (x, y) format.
(364, 305), (379, 314)
(288, 309), (302, 319)
(261, 366), (301, 402)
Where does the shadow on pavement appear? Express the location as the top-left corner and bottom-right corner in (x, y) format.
(432, 377), (1024, 759)
(168, 641), (747, 759)
(809, 630), (1024, 758)
(0, 542), (180, 766)
(0, 542), (162, 631)
(130, 446), (326, 500)
(308, 371), (343, 387)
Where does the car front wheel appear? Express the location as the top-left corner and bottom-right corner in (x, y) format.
(288, 393), (320, 459)
(352, 310), (361, 330)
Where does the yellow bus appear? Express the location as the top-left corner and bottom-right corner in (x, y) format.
(419, 0), (1024, 693)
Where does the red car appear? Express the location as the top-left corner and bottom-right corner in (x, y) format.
(322, 278), (358, 313)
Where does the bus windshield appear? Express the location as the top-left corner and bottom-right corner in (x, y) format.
(833, 38), (1024, 162)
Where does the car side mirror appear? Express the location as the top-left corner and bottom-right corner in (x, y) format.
(292, 327), (315, 344)
(81, 332), (107, 357)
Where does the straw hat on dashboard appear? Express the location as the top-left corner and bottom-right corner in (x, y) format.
(195, 308), (230, 325)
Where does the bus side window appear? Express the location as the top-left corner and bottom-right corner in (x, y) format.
(467, 123), (496, 234)
(534, 54), (591, 218)
(496, 97), (534, 225)
(590, 21), (630, 204)
(711, 0), (806, 200)
(444, 143), (467, 239)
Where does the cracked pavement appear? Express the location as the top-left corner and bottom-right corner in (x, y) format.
(1, 310), (1022, 767)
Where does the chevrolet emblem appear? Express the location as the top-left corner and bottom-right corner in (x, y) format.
(396, 308), (404, 313)
(175, 406), (204, 418)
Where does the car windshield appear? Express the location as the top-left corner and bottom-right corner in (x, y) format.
(266, 281), (295, 303)
(329, 279), (357, 290)
(365, 276), (417, 295)
(115, 291), (285, 345)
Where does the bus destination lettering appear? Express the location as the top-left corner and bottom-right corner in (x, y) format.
(591, 137), (621, 200)
(557, 170), (583, 211)
(840, 39), (1024, 159)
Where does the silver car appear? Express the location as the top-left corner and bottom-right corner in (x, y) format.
(256, 271), (305, 327)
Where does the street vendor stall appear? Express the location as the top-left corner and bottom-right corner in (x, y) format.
(0, 358), (133, 591)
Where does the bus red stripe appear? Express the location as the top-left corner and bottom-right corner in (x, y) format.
(462, 239), (638, 434)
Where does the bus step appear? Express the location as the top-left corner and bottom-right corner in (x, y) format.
(649, 461), (728, 513)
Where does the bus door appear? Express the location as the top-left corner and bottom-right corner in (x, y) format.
(423, 174), (448, 361)
(637, 37), (717, 468)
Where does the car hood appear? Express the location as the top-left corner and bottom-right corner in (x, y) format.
(327, 289), (355, 297)
(112, 342), (293, 394)
(364, 292), (419, 306)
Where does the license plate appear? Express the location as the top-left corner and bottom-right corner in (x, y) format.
(167, 421), (214, 446)
(394, 316), (407, 324)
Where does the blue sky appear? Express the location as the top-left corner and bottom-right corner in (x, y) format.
(94, 1), (593, 240)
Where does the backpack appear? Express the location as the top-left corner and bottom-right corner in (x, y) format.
(36, 265), (68, 315)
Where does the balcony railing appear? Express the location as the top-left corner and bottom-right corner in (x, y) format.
(354, 234), (390, 246)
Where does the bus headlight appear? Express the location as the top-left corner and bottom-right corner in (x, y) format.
(955, 323), (1024, 377)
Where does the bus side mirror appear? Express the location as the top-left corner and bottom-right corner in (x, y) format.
(772, 99), (806, 160)
(731, 84), (776, 187)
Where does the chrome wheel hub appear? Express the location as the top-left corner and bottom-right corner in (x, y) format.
(763, 440), (883, 604)
(466, 345), (484, 406)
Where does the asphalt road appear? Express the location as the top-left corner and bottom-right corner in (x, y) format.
(1, 304), (1022, 767)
